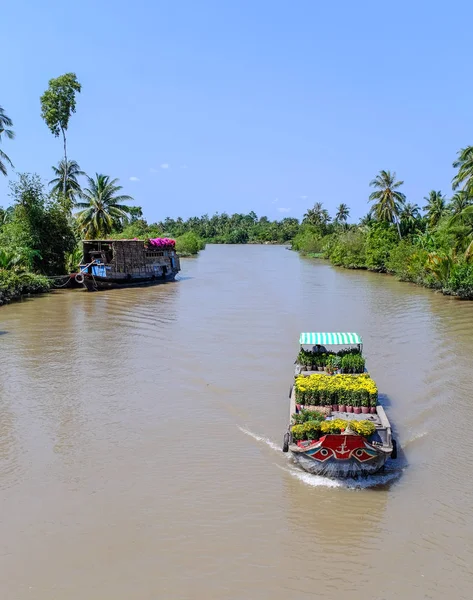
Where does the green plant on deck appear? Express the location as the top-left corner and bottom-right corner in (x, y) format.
(291, 408), (325, 425)
(291, 421), (322, 441)
(341, 353), (365, 374)
(326, 355), (341, 374)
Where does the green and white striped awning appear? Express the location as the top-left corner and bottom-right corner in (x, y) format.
(299, 332), (362, 346)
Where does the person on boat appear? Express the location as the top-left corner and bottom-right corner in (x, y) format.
(312, 344), (327, 353)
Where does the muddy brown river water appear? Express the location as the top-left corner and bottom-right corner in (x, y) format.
(1, 244), (473, 599)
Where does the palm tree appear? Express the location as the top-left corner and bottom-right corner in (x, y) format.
(400, 202), (421, 235)
(452, 146), (473, 196)
(75, 174), (134, 239)
(49, 159), (86, 212)
(335, 203), (350, 226)
(423, 190), (447, 228)
(303, 202), (331, 227)
(448, 204), (473, 257)
(0, 105), (14, 176)
(368, 170), (405, 238)
(449, 191), (471, 217)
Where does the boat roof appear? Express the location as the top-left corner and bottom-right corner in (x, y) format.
(299, 332), (362, 346)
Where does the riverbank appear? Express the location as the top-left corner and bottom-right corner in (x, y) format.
(0, 271), (51, 306)
(296, 248), (473, 300)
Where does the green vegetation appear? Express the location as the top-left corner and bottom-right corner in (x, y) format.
(40, 73), (81, 198)
(76, 174), (134, 239)
(0, 270), (51, 307)
(174, 232), (206, 256)
(293, 156), (473, 299)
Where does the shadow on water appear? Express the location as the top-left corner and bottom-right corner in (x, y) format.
(378, 392), (391, 408)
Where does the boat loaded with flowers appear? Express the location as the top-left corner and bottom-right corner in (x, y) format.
(75, 238), (181, 291)
(282, 332), (397, 478)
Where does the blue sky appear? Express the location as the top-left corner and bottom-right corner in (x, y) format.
(1, 0), (472, 223)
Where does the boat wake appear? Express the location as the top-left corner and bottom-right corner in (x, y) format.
(280, 462), (404, 489)
(238, 426), (404, 489)
(237, 426), (281, 452)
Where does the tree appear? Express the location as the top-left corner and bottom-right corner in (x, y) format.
(448, 205), (473, 257)
(1, 173), (76, 274)
(75, 174), (133, 239)
(399, 202), (421, 235)
(335, 203), (350, 226)
(449, 191), (471, 217)
(368, 170), (405, 239)
(49, 159), (85, 212)
(0, 105), (14, 176)
(452, 146), (473, 196)
(303, 202), (331, 229)
(423, 190), (447, 228)
(40, 73), (81, 197)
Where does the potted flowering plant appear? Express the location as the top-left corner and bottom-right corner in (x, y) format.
(361, 395), (370, 414)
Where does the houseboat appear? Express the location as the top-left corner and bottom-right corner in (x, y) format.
(283, 332), (397, 478)
(75, 238), (180, 291)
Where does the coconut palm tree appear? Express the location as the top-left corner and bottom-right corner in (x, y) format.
(368, 170), (405, 238)
(400, 202), (421, 235)
(448, 204), (473, 257)
(49, 159), (85, 212)
(423, 190), (447, 228)
(0, 105), (14, 176)
(449, 191), (471, 217)
(303, 202), (331, 228)
(75, 174), (134, 239)
(335, 203), (350, 226)
(452, 146), (473, 196)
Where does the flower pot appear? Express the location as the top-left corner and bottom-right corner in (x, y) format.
(346, 406), (353, 413)
(370, 406), (377, 414)
(353, 407), (362, 414)
(338, 404), (346, 412)
(361, 407), (370, 414)
(318, 366), (324, 372)
(332, 404), (339, 412)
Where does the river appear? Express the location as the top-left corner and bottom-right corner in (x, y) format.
(1, 244), (472, 599)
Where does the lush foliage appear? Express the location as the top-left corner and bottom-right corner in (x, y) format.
(174, 231), (206, 256)
(293, 158), (473, 299)
(291, 408), (325, 424)
(40, 73), (81, 200)
(0, 270), (51, 306)
(295, 373), (378, 407)
(0, 173), (76, 274)
(49, 159), (85, 212)
(296, 348), (364, 373)
(76, 174), (133, 239)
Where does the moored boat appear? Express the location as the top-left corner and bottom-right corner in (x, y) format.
(75, 238), (181, 291)
(283, 332), (397, 478)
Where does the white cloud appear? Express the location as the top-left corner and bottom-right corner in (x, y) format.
(277, 207), (291, 213)
(149, 167), (158, 173)
(180, 164), (188, 169)
(272, 198), (279, 204)
(129, 176), (140, 182)
(300, 195), (308, 199)
(160, 163), (170, 169)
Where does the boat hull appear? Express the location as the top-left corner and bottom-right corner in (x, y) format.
(82, 272), (178, 291)
(290, 434), (389, 478)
